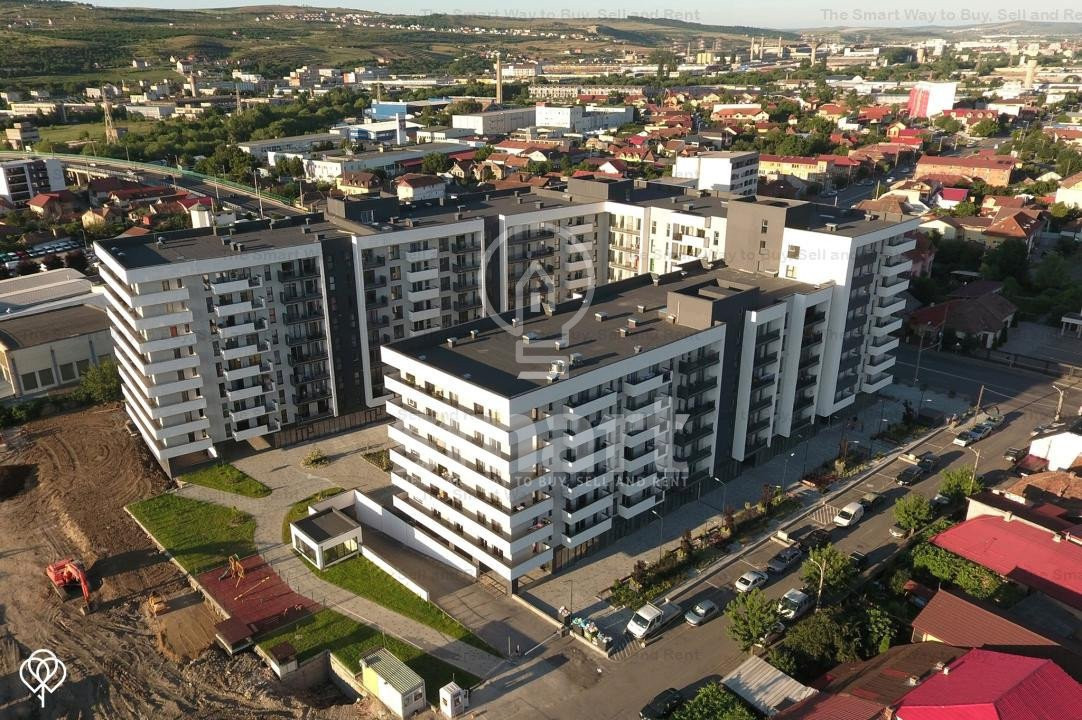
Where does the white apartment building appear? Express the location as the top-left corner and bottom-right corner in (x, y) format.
(673, 151), (760, 195)
(533, 104), (634, 134)
(330, 190), (610, 408)
(238, 133), (342, 161)
(380, 269), (728, 589)
(0, 158), (66, 206)
(94, 217), (364, 476)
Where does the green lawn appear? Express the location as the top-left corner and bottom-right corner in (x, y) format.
(38, 121), (147, 146)
(127, 494), (257, 575)
(257, 609), (480, 702)
(180, 463), (271, 498)
(282, 489), (499, 657)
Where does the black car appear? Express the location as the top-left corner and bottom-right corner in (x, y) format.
(849, 550), (868, 570)
(641, 688), (685, 719)
(896, 465), (927, 487)
(1004, 447), (1027, 463)
(798, 528), (832, 552)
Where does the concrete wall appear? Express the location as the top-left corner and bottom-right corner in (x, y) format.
(361, 545), (430, 602)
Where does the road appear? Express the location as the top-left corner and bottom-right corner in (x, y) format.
(475, 352), (1082, 720)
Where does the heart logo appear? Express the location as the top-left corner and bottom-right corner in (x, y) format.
(19, 648), (67, 708)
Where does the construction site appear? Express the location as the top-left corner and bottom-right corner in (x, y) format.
(0, 405), (367, 718)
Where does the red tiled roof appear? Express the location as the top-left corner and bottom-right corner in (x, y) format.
(932, 515), (1082, 610)
(895, 648), (1082, 720)
(760, 154), (821, 166)
(918, 154), (1015, 171)
(912, 590), (1058, 649)
(940, 188), (969, 202)
(773, 693), (883, 720)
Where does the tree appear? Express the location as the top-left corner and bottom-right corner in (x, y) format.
(445, 99), (482, 115)
(41, 253), (64, 271)
(77, 360), (121, 404)
(724, 588), (778, 652)
(939, 466), (982, 502)
(969, 118), (1000, 137)
(894, 494), (933, 533)
(777, 608), (861, 677)
(980, 238), (1029, 283)
(421, 152), (451, 175)
(15, 260), (38, 276)
(951, 200), (979, 217)
(473, 144), (495, 161)
(64, 249), (89, 273)
(801, 544), (854, 601)
(1034, 252), (1069, 290)
(862, 604), (896, 655)
(673, 683), (756, 720)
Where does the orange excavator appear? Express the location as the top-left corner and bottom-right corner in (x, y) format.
(45, 558), (93, 615)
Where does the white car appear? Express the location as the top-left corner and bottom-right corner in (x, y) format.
(734, 570), (768, 593)
(833, 501), (865, 528)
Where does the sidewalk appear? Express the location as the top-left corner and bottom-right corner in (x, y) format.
(175, 465), (505, 679)
(520, 385), (970, 621)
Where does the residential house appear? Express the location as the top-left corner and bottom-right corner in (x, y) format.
(941, 107), (1002, 127)
(907, 292), (1017, 349)
(894, 649), (1082, 720)
(905, 233), (936, 277)
(27, 190), (80, 222)
(758, 155), (833, 188)
(81, 206), (122, 230)
(1027, 418), (1082, 473)
(336, 171), (382, 196)
(916, 153), (1016, 186)
(921, 207), (1045, 250)
(936, 187), (969, 209)
(394, 174), (445, 202)
(1054, 171), (1082, 209)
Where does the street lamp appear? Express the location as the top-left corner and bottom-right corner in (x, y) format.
(650, 508), (664, 564)
(965, 445), (981, 477)
(781, 450), (797, 487)
(807, 553), (827, 612)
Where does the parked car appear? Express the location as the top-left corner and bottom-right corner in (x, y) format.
(888, 524), (907, 539)
(932, 493), (951, 510)
(798, 528), (832, 552)
(755, 621), (787, 648)
(833, 501), (866, 528)
(640, 688), (685, 719)
(849, 550), (868, 570)
(859, 492), (885, 511)
(734, 570), (769, 594)
(765, 545), (803, 574)
(1004, 447), (1027, 463)
(982, 414), (1005, 428)
(953, 424), (992, 447)
(1032, 421), (1066, 437)
(821, 189), (838, 198)
(896, 465), (928, 487)
(777, 589), (813, 621)
(684, 600), (718, 627)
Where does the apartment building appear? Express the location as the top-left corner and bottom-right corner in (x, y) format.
(238, 133), (342, 161)
(0, 158), (66, 206)
(672, 151), (760, 195)
(328, 189), (611, 407)
(451, 107), (537, 135)
(93, 216), (365, 476)
(380, 267), (730, 589)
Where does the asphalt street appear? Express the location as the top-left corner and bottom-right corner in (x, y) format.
(475, 351), (1082, 720)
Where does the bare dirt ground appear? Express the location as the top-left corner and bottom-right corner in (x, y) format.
(0, 405), (360, 719)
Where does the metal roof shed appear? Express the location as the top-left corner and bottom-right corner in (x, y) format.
(722, 655), (818, 716)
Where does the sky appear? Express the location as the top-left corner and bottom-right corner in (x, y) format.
(85, 0), (1081, 29)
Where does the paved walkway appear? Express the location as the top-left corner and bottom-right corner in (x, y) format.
(174, 456), (506, 680)
(520, 383), (970, 620)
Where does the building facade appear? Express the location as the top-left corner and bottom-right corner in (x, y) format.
(673, 152), (760, 195)
(0, 158), (66, 207)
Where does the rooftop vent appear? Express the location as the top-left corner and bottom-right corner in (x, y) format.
(633, 345), (643, 354)
(535, 201), (543, 210)
(618, 327), (630, 337)
(683, 203), (693, 211)
(569, 352), (583, 366)
(636, 304), (647, 314)
(595, 311), (609, 322)
(825, 222), (839, 232)
(627, 317), (639, 329)
(511, 317), (519, 327)
(906, 676), (920, 687)
(469, 329), (478, 340)
(523, 332), (539, 344)
(554, 338), (566, 350)
(302, 226), (311, 234)
(446, 337), (457, 348)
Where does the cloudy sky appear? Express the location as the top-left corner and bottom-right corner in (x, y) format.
(86, 0), (1078, 28)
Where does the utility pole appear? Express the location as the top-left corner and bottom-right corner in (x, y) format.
(253, 170), (264, 219)
(975, 384), (985, 413)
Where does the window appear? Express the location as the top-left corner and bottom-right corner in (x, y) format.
(761, 219), (769, 234)
(38, 368), (55, 387)
(59, 363), (75, 382)
(759, 240), (767, 253)
(76, 359), (90, 375)
(21, 372), (38, 391)
(787, 245), (800, 259)
(785, 265), (797, 279)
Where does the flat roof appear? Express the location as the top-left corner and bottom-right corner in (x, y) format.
(97, 215), (343, 270)
(0, 268), (91, 311)
(292, 507), (360, 544)
(386, 263), (818, 397)
(0, 304), (109, 349)
(238, 132), (340, 149)
(361, 649), (423, 693)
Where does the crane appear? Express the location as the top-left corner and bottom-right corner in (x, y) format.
(45, 558), (93, 615)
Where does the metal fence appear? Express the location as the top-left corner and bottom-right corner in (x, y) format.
(976, 347), (1082, 379)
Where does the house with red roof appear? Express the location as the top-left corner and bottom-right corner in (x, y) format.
(932, 514), (1082, 611)
(894, 648), (1082, 720)
(907, 291), (1017, 349)
(941, 107), (1002, 127)
(394, 173), (445, 202)
(27, 190), (80, 221)
(916, 152), (1015, 186)
(1054, 171), (1082, 209)
(936, 186), (970, 209)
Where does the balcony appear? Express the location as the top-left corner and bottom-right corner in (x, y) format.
(873, 298), (906, 318)
(797, 374), (817, 389)
(218, 319), (265, 339)
(842, 335), (864, 352)
(678, 351), (720, 374)
(223, 363), (271, 383)
(868, 336), (899, 355)
(865, 354), (896, 375)
(624, 370), (669, 397)
(233, 423), (274, 441)
(747, 418), (770, 434)
(749, 394), (773, 413)
(452, 280), (479, 292)
(557, 445), (613, 476)
(562, 516), (613, 547)
(281, 287), (323, 304)
(453, 298), (482, 312)
(406, 248), (438, 264)
(406, 305), (441, 323)
(876, 276), (908, 298)
(851, 272), (875, 288)
(882, 257), (913, 276)
(285, 330), (325, 346)
(794, 394), (815, 410)
(452, 259), (481, 273)
(132, 309), (194, 332)
(802, 331), (823, 349)
(754, 351), (778, 367)
(685, 398), (717, 420)
(675, 423), (714, 445)
(756, 329), (781, 346)
(230, 404), (272, 423)
(215, 299), (263, 319)
(406, 267), (439, 284)
(562, 493), (613, 525)
(617, 492), (660, 519)
(872, 317), (903, 336)
(284, 307), (325, 324)
(862, 372), (893, 393)
(278, 266), (320, 282)
(211, 276), (261, 295)
(221, 340), (269, 362)
(676, 378), (716, 399)
(226, 384), (271, 403)
(885, 235), (917, 255)
(804, 310), (826, 325)
(624, 444), (657, 472)
(798, 354), (819, 370)
(564, 416), (616, 446)
(565, 391), (617, 417)
(751, 373), (776, 391)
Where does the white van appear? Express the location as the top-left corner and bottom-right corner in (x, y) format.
(833, 501), (865, 528)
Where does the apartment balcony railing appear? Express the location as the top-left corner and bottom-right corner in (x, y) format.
(678, 351), (720, 374)
(756, 329), (781, 346)
(751, 373), (776, 391)
(278, 266), (320, 282)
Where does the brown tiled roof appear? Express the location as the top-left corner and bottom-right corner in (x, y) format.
(914, 590), (1056, 649)
(773, 693), (883, 720)
(815, 642), (967, 706)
